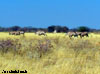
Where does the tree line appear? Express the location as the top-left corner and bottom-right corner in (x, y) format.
(0, 25), (99, 33)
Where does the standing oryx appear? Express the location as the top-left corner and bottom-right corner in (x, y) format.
(67, 31), (89, 38)
(75, 32), (82, 37)
(67, 32), (78, 39)
(9, 31), (25, 36)
(80, 32), (89, 38)
(35, 31), (47, 36)
(9, 31), (20, 35)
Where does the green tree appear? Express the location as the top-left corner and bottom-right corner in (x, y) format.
(77, 26), (90, 32)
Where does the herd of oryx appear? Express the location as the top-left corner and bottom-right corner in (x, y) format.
(67, 32), (89, 38)
(9, 31), (89, 38)
(9, 31), (25, 35)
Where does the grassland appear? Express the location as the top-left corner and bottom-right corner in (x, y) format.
(0, 32), (100, 74)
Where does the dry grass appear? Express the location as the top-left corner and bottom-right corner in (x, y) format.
(0, 32), (100, 74)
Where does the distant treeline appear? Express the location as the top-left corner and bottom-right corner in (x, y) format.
(0, 25), (100, 33)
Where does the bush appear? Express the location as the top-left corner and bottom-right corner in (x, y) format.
(68, 39), (93, 51)
(36, 39), (53, 58)
(0, 39), (21, 54)
(67, 39), (94, 57)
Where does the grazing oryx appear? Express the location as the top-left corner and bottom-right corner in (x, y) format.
(9, 31), (20, 35)
(75, 32), (82, 37)
(9, 31), (25, 36)
(9, 32), (14, 35)
(80, 32), (89, 38)
(35, 31), (47, 36)
(66, 31), (89, 39)
(67, 32), (78, 38)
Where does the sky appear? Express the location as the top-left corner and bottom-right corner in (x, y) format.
(0, 0), (100, 29)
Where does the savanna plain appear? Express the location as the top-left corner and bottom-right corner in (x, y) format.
(0, 32), (100, 74)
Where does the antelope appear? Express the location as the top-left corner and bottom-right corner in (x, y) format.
(35, 31), (47, 36)
(9, 31), (20, 35)
(67, 32), (78, 39)
(80, 32), (89, 38)
(75, 32), (82, 37)
(9, 31), (25, 36)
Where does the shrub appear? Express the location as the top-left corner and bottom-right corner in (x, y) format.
(36, 39), (53, 58)
(0, 39), (21, 54)
(68, 39), (93, 50)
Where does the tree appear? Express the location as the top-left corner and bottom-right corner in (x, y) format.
(48, 25), (69, 33)
(48, 25), (55, 32)
(77, 26), (90, 32)
(55, 26), (62, 32)
(10, 26), (21, 31)
(62, 26), (69, 33)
